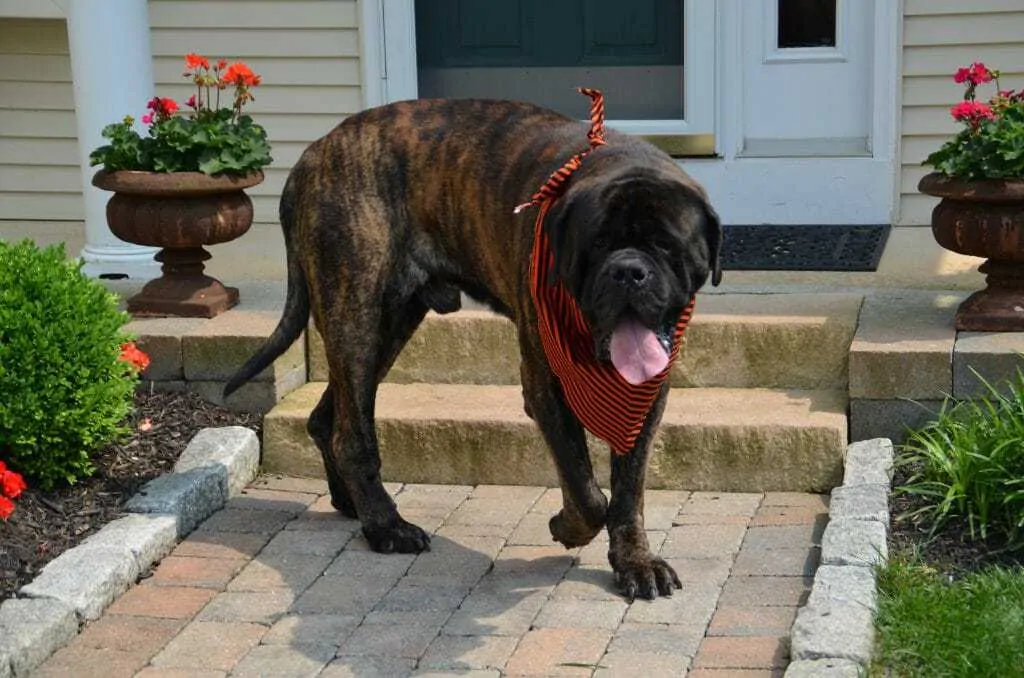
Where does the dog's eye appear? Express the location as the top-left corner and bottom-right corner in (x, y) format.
(651, 237), (674, 254)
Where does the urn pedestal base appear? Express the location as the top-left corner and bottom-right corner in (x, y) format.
(127, 247), (238, 318)
(955, 260), (1024, 332)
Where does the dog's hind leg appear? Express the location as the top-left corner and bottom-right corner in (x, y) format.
(519, 338), (608, 549)
(306, 385), (356, 518)
(318, 288), (432, 553)
(307, 293), (430, 524)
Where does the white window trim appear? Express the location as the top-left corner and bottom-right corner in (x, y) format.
(363, 0), (715, 136)
(763, 0), (849, 64)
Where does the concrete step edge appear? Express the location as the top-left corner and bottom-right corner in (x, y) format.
(263, 383), (848, 493)
(308, 293), (863, 390)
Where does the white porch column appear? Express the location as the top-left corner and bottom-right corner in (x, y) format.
(65, 0), (160, 279)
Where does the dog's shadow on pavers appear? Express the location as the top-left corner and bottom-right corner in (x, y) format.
(160, 488), (616, 676)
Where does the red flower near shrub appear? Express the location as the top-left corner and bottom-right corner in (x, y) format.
(119, 341), (151, 372)
(0, 460), (27, 520)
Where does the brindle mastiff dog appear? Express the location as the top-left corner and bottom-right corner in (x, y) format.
(225, 98), (722, 601)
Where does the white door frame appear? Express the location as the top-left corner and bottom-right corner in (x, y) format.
(360, 0), (902, 225)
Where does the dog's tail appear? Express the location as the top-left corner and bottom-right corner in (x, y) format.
(223, 180), (308, 398)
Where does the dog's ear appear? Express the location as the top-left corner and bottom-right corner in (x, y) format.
(543, 192), (585, 295)
(702, 200), (723, 287)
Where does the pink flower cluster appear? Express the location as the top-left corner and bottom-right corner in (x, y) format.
(948, 62), (1010, 129)
(954, 62), (995, 86)
(142, 96), (180, 125)
(951, 100), (996, 124)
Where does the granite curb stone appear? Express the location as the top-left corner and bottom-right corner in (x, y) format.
(79, 514), (179, 572)
(125, 468), (228, 537)
(843, 438), (894, 486)
(784, 658), (864, 677)
(18, 514), (179, 623)
(829, 484), (888, 524)
(18, 542), (141, 621)
(125, 427), (259, 536)
(173, 426), (260, 499)
(820, 518), (888, 568)
(4, 426), (258, 677)
(0, 599), (77, 678)
(786, 437), (893, 676)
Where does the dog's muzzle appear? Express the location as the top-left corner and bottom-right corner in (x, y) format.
(589, 250), (678, 385)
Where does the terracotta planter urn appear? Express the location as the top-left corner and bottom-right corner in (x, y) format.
(919, 172), (1024, 332)
(92, 169), (263, 318)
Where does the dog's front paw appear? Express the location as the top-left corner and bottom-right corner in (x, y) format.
(362, 518), (431, 554)
(612, 553), (681, 602)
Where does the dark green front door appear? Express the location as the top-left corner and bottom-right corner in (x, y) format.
(415, 0), (684, 120)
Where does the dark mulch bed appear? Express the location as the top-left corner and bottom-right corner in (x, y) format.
(0, 390), (262, 601)
(888, 463), (1024, 580)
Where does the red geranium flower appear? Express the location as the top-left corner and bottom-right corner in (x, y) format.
(1, 469), (26, 500)
(951, 100), (996, 123)
(160, 98), (179, 116)
(145, 97), (179, 120)
(119, 341), (151, 371)
(185, 53), (210, 71)
(221, 62), (261, 88)
(954, 62), (995, 86)
(0, 460), (24, 520)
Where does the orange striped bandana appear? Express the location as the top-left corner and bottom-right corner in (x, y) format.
(515, 88), (695, 455)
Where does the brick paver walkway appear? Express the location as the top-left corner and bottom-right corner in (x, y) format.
(31, 478), (826, 677)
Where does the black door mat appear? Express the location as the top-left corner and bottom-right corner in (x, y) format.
(721, 223), (891, 272)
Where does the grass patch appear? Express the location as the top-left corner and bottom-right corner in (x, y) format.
(873, 558), (1024, 677)
(875, 368), (1024, 675)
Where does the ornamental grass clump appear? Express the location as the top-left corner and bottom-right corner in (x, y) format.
(923, 62), (1024, 180)
(0, 241), (150, 490)
(90, 53), (272, 176)
(896, 367), (1024, 547)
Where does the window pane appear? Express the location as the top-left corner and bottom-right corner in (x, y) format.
(415, 0), (684, 120)
(777, 0), (837, 48)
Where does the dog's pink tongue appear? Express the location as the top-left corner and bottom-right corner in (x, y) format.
(610, 320), (670, 385)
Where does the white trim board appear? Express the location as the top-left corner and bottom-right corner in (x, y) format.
(682, 156), (894, 224)
(360, 0), (902, 226)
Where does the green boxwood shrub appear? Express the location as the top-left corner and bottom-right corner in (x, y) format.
(0, 240), (140, 490)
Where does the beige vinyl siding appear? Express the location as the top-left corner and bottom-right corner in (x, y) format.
(0, 19), (81, 220)
(0, 0), (361, 224)
(899, 1), (1024, 225)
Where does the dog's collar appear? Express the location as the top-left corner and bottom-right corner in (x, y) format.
(516, 89), (695, 454)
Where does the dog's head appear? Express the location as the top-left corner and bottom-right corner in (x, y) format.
(544, 162), (722, 384)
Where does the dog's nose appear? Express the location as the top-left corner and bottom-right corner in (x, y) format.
(610, 260), (651, 288)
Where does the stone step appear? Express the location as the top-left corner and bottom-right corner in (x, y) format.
(263, 382), (848, 493)
(307, 293), (863, 391)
